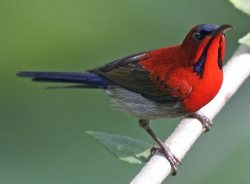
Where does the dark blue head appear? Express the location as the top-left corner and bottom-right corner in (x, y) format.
(181, 24), (232, 77)
(183, 24), (232, 44)
(196, 24), (220, 33)
(193, 24), (219, 42)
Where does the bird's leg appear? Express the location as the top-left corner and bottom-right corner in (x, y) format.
(190, 112), (213, 132)
(139, 119), (181, 176)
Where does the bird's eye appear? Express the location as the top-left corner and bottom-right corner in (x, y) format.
(191, 31), (202, 42)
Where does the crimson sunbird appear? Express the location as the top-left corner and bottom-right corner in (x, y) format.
(17, 23), (232, 175)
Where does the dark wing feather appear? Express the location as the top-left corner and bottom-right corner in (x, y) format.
(91, 52), (177, 103)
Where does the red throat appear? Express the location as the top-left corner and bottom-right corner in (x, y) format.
(183, 34), (225, 113)
(139, 34), (226, 114)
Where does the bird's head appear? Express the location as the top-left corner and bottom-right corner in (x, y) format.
(181, 24), (232, 77)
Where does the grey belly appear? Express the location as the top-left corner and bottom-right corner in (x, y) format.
(106, 86), (187, 120)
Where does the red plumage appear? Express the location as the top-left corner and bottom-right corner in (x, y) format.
(139, 26), (227, 113)
(17, 24), (232, 175)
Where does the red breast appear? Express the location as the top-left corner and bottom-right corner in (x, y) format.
(140, 25), (230, 114)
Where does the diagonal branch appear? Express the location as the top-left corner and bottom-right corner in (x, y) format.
(130, 45), (250, 184)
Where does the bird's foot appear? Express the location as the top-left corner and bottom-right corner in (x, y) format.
(139, 119), (181, 175)
(191, 112), (213, 132)
(150, 145), (182, 176)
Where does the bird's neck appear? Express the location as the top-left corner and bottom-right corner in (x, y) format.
(181, 36), (225, 113)
(201, 36), (224, 80)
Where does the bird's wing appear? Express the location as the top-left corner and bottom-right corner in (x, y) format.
(92, 52), (185, 103)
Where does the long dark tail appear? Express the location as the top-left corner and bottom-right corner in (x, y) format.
(17, 71), (110, 89)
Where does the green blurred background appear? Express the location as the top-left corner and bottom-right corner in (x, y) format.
(0, 0), (250, 183)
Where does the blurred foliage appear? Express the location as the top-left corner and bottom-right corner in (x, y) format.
(239, 33), (250, 47)
(86, 131), (151, 164)
(230, 0), (250, 48)
(0, 0), (250, 184)
(229, 0), (250, 16)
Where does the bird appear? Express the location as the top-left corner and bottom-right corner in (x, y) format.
(17, 23), (232, 175)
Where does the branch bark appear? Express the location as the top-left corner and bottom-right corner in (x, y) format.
(130, 45), (250, 184)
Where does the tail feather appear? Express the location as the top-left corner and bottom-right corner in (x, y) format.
(17, 71), (110, 88)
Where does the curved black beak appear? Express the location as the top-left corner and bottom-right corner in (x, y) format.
(211, 24), (233, 39)
(206, 24), (233, 47)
